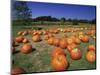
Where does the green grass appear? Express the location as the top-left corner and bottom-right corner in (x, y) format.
(12, 24), (96, 73)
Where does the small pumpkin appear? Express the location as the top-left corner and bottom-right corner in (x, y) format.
(11, 67), (25, 75)
(32, 35), (41, 42)
(53, 37), (60, 47)
(67, 43), (77, 52)
(59, 39), (67, 49)
(17, 31), (23, 36)
(88, 45), (96, 52)
(22, 38), (29, 43)
(20, 44), (32, 54)
(81, 35), (89, 43)
(15, 36), (24, 43)
(70, 48), (82, 60)
(86, 51), (96, 63)
(47, 37), (54, 45)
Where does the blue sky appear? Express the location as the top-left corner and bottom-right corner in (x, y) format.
(15, 1), (96, 20)
(27, 2), (96, 20)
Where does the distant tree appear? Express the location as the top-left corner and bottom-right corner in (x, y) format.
(72, 19), (79, 25)
(60, 17), (66, 23)
(67, 18), (72, 22)
(90, 19), (96, 24)
(13, 1), (32, 25)
(33, 16), (59, 22)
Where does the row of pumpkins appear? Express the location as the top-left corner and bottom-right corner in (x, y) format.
(12, 27), (96, 75)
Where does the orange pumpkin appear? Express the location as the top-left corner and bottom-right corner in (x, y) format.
(86, 51), (96, 63)
(15, 36), (24, 43)
(51, 48), (65, 58)
(53, 37), (60, 46)
(51, 55), (68, 71)
(59, 39), (67, 49)
(22, 31), (28, 36)
(67, 38), (74, 45)
(20, 44), (32, 54)
(74, 37), (81, 44)
(81, 35), (89, 43)
(70, 48), (82, 60)
(11, 67), (25, 75)
(88, 45), (96, 52)
(47, 37), (54, 45)
(32, 35), (41, 42)
(44, 34), (54, 40)
(22, 38), (29, 43)
(67, 43), (77, 52)
(17, 31), (23, 35)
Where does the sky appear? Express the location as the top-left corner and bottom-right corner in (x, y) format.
(26, 2), (96, 20)
(15, 1), (96, 20)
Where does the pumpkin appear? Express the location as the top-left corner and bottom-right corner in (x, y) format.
(53, 37), (60, 47)
(20, 44), (32, 54)
(44, 34), (54, 40)
(11, 68), (25, 75)
(22, 38), (29, 43)
(81, 35), (89, 43)
(88, 45), (96, 52)
(32, 35), (41, 42)
(59, 39), (67, 49)
(70, 48), (82, 60)
(22, 31), (28, 36)
(67, 43), (77, 52)
(51, 55), (68, 71)
(86, 51), (96, 63)
(74, 37), (81, 44)
(15, 36), (24, 43)
(51, 48), (65, 58)
(67, 38), (74, 45)
(47, 37), (54, 45)
(17, 31), (23, 36)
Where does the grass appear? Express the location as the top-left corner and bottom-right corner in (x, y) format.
(12, 24), (96, 73)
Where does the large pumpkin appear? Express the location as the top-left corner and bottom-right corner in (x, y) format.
(32, 35), (41, 42)
(51, 48), (65, 58)
(15, 36), (24, 43)
(11, 67), (25, 75)
(59, 39), (67, 49)
(20, 44), (32, 54)
(51, 55), (69, 71)
(86, 51), (96, 63)
(70, 48), (82, 60)
(53, 37), (60, 47)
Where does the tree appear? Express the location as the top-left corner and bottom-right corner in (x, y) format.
(60, 17), (66, 22)
(60, 17), (66, 25)
(72, 19), (79, 25)
(13, 1), (32, 25)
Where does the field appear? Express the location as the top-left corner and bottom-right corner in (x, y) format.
(12, 24), (96, 73)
